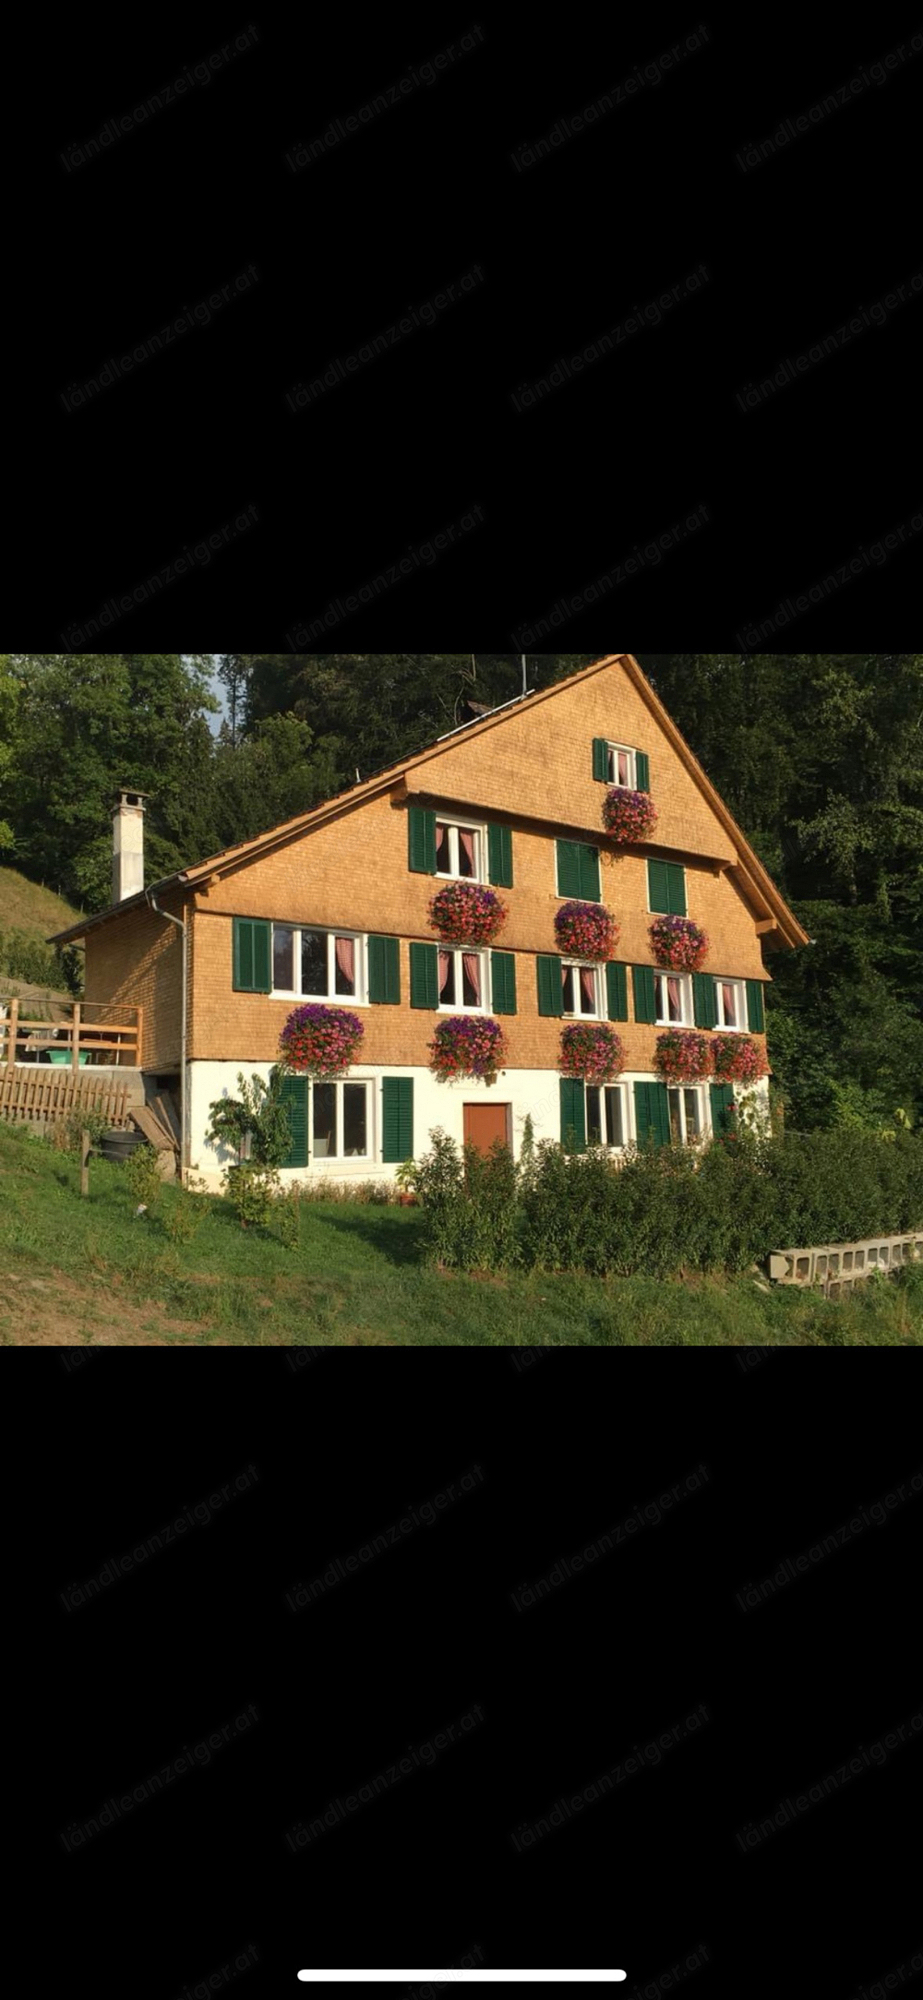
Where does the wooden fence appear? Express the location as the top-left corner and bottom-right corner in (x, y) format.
(0, 997), (142, 1069)
(0, 1068), (133, 1126)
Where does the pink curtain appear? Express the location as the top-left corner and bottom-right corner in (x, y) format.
(439, 950), (451, 995)
(722, 983), (736, 1025)
(459, 828), (475, 872)
(618, 750), (629, 786)
(335, 936), (355, 985)
(580, 967), (596, 1010)
(463, 953), (480, 1002)
(668, 976), (682, 1021)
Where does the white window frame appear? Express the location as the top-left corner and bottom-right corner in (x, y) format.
(654, 971), (693, 1027)
(434, 817), (487, 882)
(271, 925), (367, 1004)
(666, 1084), (707, 1146)
(561, 959), (602, 1020)
(605, 742), (637, 788)
(310, 1076), (374, 1162)
(585, 1080), (630, 1151)
(714, 976), (747, 1031)
(436, 945), (488, 1013)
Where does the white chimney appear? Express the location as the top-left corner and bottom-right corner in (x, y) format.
(112, 790), (147, 902)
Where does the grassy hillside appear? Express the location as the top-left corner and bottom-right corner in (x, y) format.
(0, 866), (81, 941)
(1, 1123), (920, 1347)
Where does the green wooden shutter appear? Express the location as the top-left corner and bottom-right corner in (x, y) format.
(634, 1079), (670, 1148)
(632, 964), (656, 1024)
(279, 1074), (309, 1167)
(537, 955), (564, 1016)
(232, 917), (271, 992)
(491, 951), (517, 1015)
(693, 972), (718, 1030)
(746, 979), (766, 1033)
(382, 1078), (414, 1162)
(408, 806), (437, 874)
(560, 1078), (586, 1153)
(368, 935), (400, 1004)
(487, 822), (514, 887)
(647, 859), (669, 913)
(606, 961), (628, 1021)
(410, 941), (439, 1008)
(592, 738), (609, 781)
(556, 840), (581, 897)
(636, 750), (650, 792)
(667, 863), (687, 916)
(579, 845), (601, 901)
(710, 1082), (735, 1136)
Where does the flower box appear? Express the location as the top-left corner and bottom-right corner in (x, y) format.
(602, 787), (658, 844)
(559, 1023), (625, 1083)
(712, 1035), (768, 1083)
(429, 1015), (508, 1082)
(655, 1030), (714, 1084)
(554, 900), (619, 960)
(428, 881), (507, 946)
(649, 915), (709, 972)
(279, 1004), (364, 1077)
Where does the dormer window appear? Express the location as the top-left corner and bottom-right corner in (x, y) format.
(435, 819), (483, 880)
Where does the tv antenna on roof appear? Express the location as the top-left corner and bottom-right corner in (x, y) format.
(521, 653), (528, 695)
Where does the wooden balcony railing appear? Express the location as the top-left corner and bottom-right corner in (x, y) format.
(0, 998), (142, 1070)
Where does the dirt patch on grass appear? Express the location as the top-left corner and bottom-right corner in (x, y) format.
(0, 1269), (229, 1346)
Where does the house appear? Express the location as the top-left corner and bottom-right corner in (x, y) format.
(48, 655), (808, 1188)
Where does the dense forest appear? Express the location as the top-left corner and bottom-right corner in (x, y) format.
(1, 651), (922, 1133)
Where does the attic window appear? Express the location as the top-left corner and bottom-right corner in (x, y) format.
(606, 744), (637, 788)
(435, 820), (483, 880)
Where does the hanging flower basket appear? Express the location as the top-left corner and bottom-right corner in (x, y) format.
(428, 882), (507, 946)
(554, 900), (619, 960)
(560, 1023), (625, 1083)
(279, 1004), (364, 1077)
(429, 1015), (508, 1083)
(655, 1030), (714, 1084)
(649, 915), (709, 972)
(712, 1035), (768, 1084)
(602, 787), (658, 845)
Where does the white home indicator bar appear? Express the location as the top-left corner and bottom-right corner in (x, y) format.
(297, 1976), (627, 1985)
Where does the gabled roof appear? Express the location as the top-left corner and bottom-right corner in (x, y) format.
(48, 654), (808, 950)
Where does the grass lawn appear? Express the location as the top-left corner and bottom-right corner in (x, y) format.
(1, 1122), (921, 1346)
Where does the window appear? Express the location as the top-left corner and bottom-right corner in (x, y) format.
(586, 1083), (627, 1149)
(715, 978), (746, 1030)
(271, 926), (365, 1001)
(605, 743), (637, 788)
(561, 961), (601, 1018)
(556, 839), (601, 900)
(647, 859), (687, 916)
(654, 971), (692, 1026)
(435, 820), (483, 880)
(667, 1086), (705, 1145)
(437, 946), (486, 1010)
(312, 1079), (371, 1159)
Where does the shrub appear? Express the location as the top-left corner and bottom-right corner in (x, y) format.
(428, 1015), (507, 1082)
(560, 1023), (625, 1082)
(553, 901), (619, 959)
(124, 1143), (163, 1208)
(428, 882), (507, 946)
(602, 787), (658, 844)
(414, 1126), (923, 1279)
(279, 1006), (363, 1077)
(224, 1162), (282, 1229)
(649, 916), (709, 971)
(207, 1068), (292, 1167)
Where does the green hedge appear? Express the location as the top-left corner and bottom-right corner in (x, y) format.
(413, 1129), (923, 1277)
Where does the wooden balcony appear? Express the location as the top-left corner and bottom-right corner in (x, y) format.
(0, 998), (142, 1071)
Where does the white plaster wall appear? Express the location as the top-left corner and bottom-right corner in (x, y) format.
(186, 1060), (759, 1191)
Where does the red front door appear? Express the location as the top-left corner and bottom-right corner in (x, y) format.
(463, 1103), (512, 1154)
